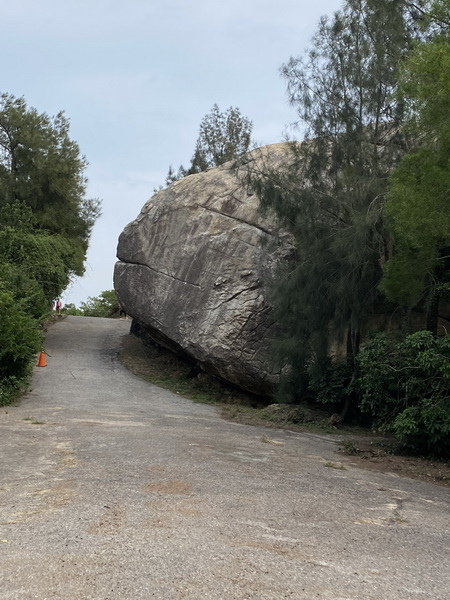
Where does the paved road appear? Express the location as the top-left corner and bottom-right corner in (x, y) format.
(1, 316), (449, 599)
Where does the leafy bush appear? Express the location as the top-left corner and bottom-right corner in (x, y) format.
(0, 94), (101, 403)
(0, 289), (43, 404)
(61, 303), (83, 316)
(0, 201), (75, 317)
(356, 331), (450, 458)
(78, 290), (119, 317)
(309, 360), (353, 407)
(0, 376), (28, 407)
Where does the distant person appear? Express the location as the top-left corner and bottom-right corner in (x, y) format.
(55, 298), (63, 314)
(119, 305), (127, 319)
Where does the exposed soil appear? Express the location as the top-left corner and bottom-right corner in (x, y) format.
(119, 331), (450, 488)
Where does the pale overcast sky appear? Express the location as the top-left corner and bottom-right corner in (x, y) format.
(2, 0), (341, 306)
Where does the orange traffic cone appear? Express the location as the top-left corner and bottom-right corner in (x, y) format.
(37, 352), (47, 367)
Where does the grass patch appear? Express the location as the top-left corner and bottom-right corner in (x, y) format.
(119, 333), (350, 433)
(339, 440), (363, 456)
(323, 461), (346, 470)
(23, 417), (45, 425)
(119, 333), (265, 408)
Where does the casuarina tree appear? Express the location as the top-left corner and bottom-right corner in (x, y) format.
(165, 104), (253, 184)
(244, 0), (428, 408)
(0, 93), (101, 279)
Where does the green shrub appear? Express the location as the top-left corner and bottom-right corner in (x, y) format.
(0, 289), (43, 381)
(309, 360), (353, 407)
(61, 303), (83, 316)
(356, 331), (450, 458)
(0, 376), (28, 407)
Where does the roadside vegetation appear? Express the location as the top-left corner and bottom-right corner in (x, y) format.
(242, 0), (450, 459)
(161, 104), (253, 187)
(0, 94), (101, 406)
(62, 290), (120, 317)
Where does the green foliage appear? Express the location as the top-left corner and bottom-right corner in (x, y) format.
(356, 331), (450, 457)
(381, 6), (450, 313)
(381, 146), (450, 309)
(245, 0), (420, 403)
(0, 93), (101, 277)
(0, 375), (28, 407)
(78, 290), (119, 317)
(309, 360), (354, 407)
(0, 93), (101, 395)
(0, 201), (75, 316)
(165, 104), (253, 184)
(61, 303), (83, 316)
(0, 289), (43, 381)
(188, 104), (253, 173)
(60, 291), (120, 317)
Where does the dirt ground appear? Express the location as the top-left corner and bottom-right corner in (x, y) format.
(119, 331), (450, 489)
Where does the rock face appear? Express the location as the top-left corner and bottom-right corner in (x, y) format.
(114, 143), (294, 395)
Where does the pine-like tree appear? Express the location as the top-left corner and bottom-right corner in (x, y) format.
(164, 104), (253, 184)
(244, 0), (428, 408)
(188, 104), (253, 173)
(0, 93), (101, 276)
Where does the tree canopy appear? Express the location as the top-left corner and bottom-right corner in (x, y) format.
(77, 290), (119, 317)
(188, 104), (253, 173)
(380, 1), (450, 322)
(245, 0), (421, 404)
(0, 93), (101, 276)
(240, 0), (450, 456)
(0, 93), (101, 404)
(165, 104), (253, 185)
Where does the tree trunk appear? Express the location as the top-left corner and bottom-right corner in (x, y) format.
(426, 293), (438, 336)
(341, 329), (361, 421)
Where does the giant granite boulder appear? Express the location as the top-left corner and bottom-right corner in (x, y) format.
(114, 143), (294, 395)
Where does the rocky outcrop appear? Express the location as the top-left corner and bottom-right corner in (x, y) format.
(114, 143), (294, 395)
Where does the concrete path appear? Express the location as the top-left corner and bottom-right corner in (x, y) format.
(1, 316), (449, 599)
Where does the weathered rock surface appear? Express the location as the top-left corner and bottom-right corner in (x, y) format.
(114, 143), (294, 395)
